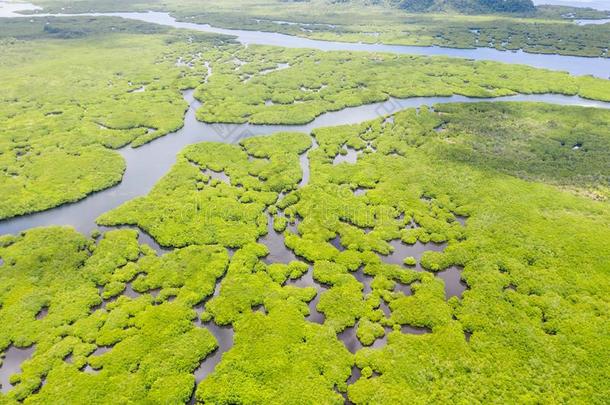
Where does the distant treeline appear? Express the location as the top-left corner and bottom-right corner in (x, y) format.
(391, 0), (535, 13)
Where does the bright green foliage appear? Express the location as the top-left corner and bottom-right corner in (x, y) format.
(83, 229), (140, 286)
(0, 227), (229, 403)
(1, 1), (609, 402)
(29, 0), (610, 57)
(0, 145), (126, 221)
(203, 243), (315, 325)
(350, 323), (474, 403)
(249, 102), (610, 401)
(0, 18), (225, 219)
(390, 275), (453, 328)
(196, 301), (352, 404)
(272, 214), (288, 232)
(88, 99), (610, 401)
(356, 318), (386, 346)
(267, 261), (309, 284)
(403, 256), (417, 266)
(131, 244), (228, 305)
(0, 227), (96, 352)
(2, 15), (610, 219)
(315, 261), (367, 331)
(195, 45), (610, 125)
(433, 102), (610, 197)
(97, 132), (312, 247)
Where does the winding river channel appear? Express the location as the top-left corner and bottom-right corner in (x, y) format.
(0, 91), (608, 236)
(1, 3), (610, 78)
(0, 1), (609, 234)
(1, 1), (610, 392)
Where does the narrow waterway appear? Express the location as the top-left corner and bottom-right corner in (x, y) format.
(0, 92), (608, 236)
(1, 3), (609, 78)
(575, 18), (610, 25)
(533, 0), (610, 11)
(0, 3), (609, 396)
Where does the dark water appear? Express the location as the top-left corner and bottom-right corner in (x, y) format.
(455, 215), (468, 226)
(91, 346), (111, 357)
(437, 266), (468, 298)
(333, 146), (359, 165)
(353, 267), (374, 294)
(378, 240), (468, 299)
(299, 137), (318, 188)
(401, 325), (432, 334)
(339, 318), (434, 354)
(35, 306), (48, 320)
(202, 169), (230, 184)
(346, 365), (362, 385)
(81, 345), (113, 374)
(379, 240), (447, 269)
(285, 266), (327, 324)
(192, 321), (234, 383)
(0, 345), (35, 393)
(260, 214), (299, 264)
(394, 282), (412, 296)
(190, 278), (235, 385)
(337, 326), (365, 353)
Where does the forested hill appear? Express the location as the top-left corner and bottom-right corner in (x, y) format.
(386, 0), (536, 13)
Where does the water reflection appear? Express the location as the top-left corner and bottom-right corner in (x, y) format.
(259, 214), (298, 264)
(333, 145), (359, 165)
(532, 0), (610, 11)
(192, 322), (234, 383)
(436, 266), (467, 298)
(393, 282), (412, 296)
(574, 18), (610, 25)
(190, 276), (235, 383)
(0, 345), (35, 393)
(353, 267), (373, 294)
(379, 240), (446, 269)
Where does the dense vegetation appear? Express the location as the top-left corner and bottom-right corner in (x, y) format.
(2, 16), (608, 220)
(434, 102), (610, 198)
(2, 102), (610, 402)
(0, 227), (227, 402)
(1, 5), (609, 404)
(68, 102), (610, 402)
(188, 11), (610, 57)
(0, 18), (225, 220)
(190, 44), (610, 125)
(390, 0), (535, 14)
(25, 0), (610, 57)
